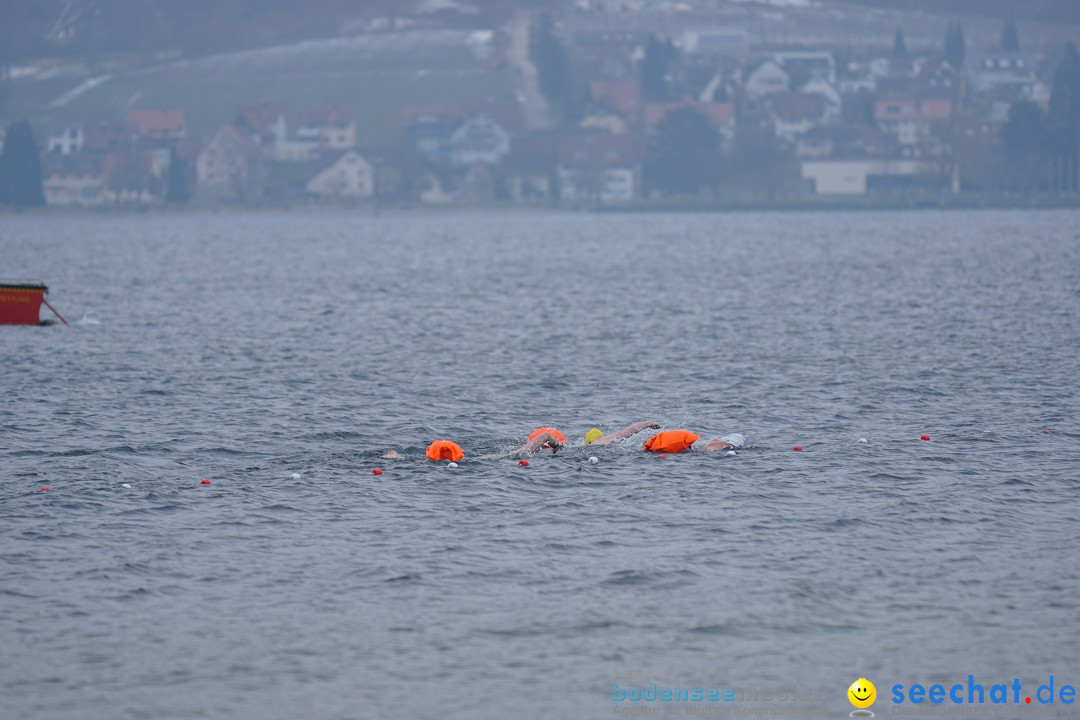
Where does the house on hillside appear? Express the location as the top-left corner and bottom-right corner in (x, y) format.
(405, 105), (465, 165)
(799, 77), (842, 124)
(297, 107), (356, 150)
(766, 93), (828, 141)
(967, 51), (1043, 100)
(774, 52), (836, 86)
(102, 151), (162, 204)
(875, 96), (953, 145)
(743, 60), (790, 101)
(645, 101), (735, 143)
(305, 151), (375, 199)
(234, 102), (286, 148)
(795, 124), (896, 160)
(589, 81), (643, 116)
(233, 102), (318, 161)
(450, 116), (510, 167)
(83, 121), (137, 153)
(557, 130), (642, 205)
(126, 109), (186, 141)
(46, 124), (84, 155)
(581, 105), (629, 135)
(42, 154), (104, 205)
(196, 125), (265, 201)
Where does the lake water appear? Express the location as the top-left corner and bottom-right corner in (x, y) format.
(2, 210), (1078, 720)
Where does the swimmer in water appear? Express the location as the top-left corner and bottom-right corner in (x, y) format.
(700, 433), (746, 451)
(382, 440), (466, 461)
(642, 431), (746, 453)
(482, 422), (655, 460)
(521, 422), (662, 455)
(514, 428), (566, 456)
(584, 421), (661, 446)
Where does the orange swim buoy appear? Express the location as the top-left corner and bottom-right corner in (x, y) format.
(425, 440), (464, 462)
(642, 430), (700, 454)
(528, 427), (568, 444)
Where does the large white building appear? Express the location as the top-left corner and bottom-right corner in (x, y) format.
(802, 160), (959, 195)
(306, 151), (375, 199)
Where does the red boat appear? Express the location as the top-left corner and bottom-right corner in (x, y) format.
(0, 280), (68, 325)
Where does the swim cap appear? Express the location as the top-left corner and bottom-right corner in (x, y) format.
(584, 428), (603, 445)
(642, 430), (700, 454)
(425, 440), (464, 462)
(528, 427), (568, 444)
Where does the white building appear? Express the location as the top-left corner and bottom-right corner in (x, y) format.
(802, 160), (959, 195)
(558, 166), (636, 204)
(47, 125), (84, 155)
(306, 151), (375, 198)
(450, 116), (510, 167)
(196, 125), (264, 200)
(297, 108), (356, 151)
(743, 60), (790, 101)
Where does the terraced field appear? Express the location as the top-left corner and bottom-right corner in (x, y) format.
(8, 29), (518, 148)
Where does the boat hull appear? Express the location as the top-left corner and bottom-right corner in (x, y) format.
(0, 282), (47, 325)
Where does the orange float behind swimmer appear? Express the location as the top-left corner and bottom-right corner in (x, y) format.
(642, 430), (700, 454)
(425, 440), (464, 462)
(528, 427), (568, 444)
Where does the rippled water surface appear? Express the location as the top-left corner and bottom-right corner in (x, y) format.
(2, 210), (1079, 720)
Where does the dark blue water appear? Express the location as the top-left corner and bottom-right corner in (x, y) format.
(2, 210), (1079, 720)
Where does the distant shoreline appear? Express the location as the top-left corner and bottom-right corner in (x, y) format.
(4, 194), (1080, 217)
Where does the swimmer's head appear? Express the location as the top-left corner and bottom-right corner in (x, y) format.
(584, 428), (603, 445)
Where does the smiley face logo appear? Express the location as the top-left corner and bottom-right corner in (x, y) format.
(848, 678), (876, 709)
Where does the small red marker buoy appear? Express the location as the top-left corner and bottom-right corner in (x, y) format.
(518, 459), (529, 466)
(200, 478), (211, 485)
(793, 446), (803, 452)
(372, 468), (383, 476)
(920, 434), (930, 441)
(1041, 428), (1050, 433)
(40, 487), (51, 492)
(658, 454), (668, 459)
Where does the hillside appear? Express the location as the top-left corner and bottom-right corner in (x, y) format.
(0, 0), (545, 63)
(4, 29), (518, 150)
(839, 0), (1080, 25)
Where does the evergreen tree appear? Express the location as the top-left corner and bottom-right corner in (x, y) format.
(0, 119), (45, 207)
(646, 107), (719, 196)
(945, 23), (966, 69)
(999, 101), (1050, 191)
(1000, 20), (1020, 53)
(530, 13), (570, 113)
(165, 145), (190, 205)
(892, 28), (907, 58)
(641, 34), (677, 102)
(1049, 43), (1080, 192)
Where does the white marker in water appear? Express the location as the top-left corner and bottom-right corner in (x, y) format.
(121, 483), (132, 488)
(447, 462), (458, 468)
(726, 450), (736, 456)
(289, 473), (301, 480)
(858, 438), (868, 443)
(588, 456), (599, 464)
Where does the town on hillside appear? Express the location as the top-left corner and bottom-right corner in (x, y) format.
(1, 0), (1079, 210)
